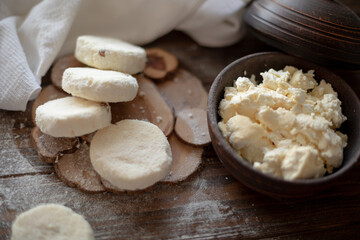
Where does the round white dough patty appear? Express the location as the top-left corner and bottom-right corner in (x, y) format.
(90, 119), (172, 190)
(62, 67), (138, 102)
(35, 96), (111, 137)
(11, 204), (94, 240)
(75, 35), (146, 74)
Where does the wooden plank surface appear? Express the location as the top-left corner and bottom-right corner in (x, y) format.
(1, 1), (360, 239)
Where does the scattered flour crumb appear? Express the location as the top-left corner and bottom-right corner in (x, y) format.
(156, 116), (163, 123)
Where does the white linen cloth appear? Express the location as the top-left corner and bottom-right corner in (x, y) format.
(0, 0), (250, 111)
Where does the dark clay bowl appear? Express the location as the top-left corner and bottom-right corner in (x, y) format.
(207, 52), (360, 198)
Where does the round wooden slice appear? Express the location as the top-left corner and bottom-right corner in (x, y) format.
(175, 108), (211, 146)
(144, 48), (178, 80)
(161, 133), (203, 183)
(111, 75), (174, 136)
(30, 126), (79, 164)
(156, 69), (208, 116)
(54, 143), (105, 193)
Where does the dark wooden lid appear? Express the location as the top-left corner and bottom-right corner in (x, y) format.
(244, 0), (360, 70)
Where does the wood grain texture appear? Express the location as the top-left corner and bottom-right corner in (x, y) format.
(1, 1), (360, 238)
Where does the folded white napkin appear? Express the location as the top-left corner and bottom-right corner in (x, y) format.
(0, 0), (249, 111)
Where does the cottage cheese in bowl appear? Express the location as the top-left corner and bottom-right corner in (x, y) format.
(218, 66), (348, 180)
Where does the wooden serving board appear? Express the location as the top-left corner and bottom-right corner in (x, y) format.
(1, 2), (360, 238)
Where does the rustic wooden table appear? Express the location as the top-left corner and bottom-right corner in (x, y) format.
(1, 1), (360, 239)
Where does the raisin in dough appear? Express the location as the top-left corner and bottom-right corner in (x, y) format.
(62, 67), (138, 102)
(90, 119), (172, 191)
(75, 35), (146, 74)
(11, 204), (94, 240)
(35, 96), (111, 137)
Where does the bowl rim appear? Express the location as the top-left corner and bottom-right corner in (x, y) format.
(208, 51), (360, 187)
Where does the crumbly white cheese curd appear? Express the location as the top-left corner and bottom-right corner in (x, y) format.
(218, 66), (347, 180)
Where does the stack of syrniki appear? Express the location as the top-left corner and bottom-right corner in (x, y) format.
(35, 36), (171, 191)
(32, 36), (211, 193)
